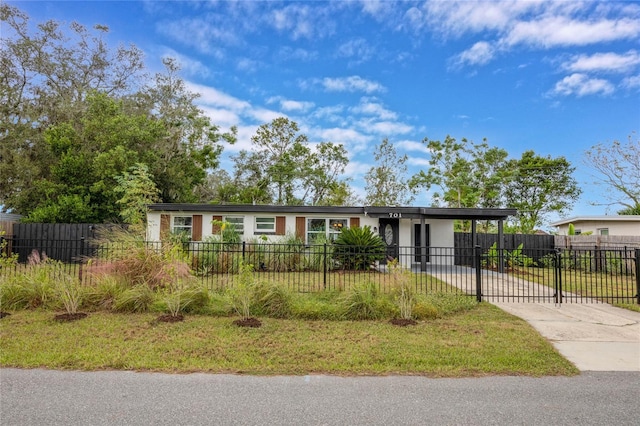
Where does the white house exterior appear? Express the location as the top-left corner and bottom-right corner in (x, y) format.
(550, 216), (640, 236)
(147, 204), (516, 268)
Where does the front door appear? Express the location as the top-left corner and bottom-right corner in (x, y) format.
(379, 218), (399, 263)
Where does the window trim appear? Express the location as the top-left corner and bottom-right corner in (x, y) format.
(306, 217), (349, 243)
(172, 216), (193, 238)
(254, 216), (276, 234)
(224, 216), (245, 234)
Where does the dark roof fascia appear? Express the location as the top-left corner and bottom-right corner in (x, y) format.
(147, 204), (365, 215)
(364, 206), (517, 220)
(149, 204), (517, 220)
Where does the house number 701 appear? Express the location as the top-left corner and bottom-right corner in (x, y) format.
(388, 213), (402, 218)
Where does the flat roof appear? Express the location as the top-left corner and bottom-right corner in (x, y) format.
(550, 215), (640, 226)
(148, 204), (517, 220)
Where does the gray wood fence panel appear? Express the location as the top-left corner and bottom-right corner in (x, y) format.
(12, 224), (103, 263)
(454, 233), (555, 266)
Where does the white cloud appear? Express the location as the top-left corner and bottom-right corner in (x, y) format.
(503, 16), (640, 49)
(621, 75), (640, 90)
(236, 58), (259, 73)
(395, 140), (427, 153)
(199, 106), (240, 128)
(267, 96), (315, 112)
(186, 82), (252, 111)
(551, 73), (615, 97)
(321, 76), (386, 93)
(269, 3), (335, 40)
(350, 98), (397, 120)
(562, 50), (640, 74)
(367, 120), (413, 135)
(317, 127), (371, 146)
(451, 41), (495, 68)
(337, 38), (376, 63)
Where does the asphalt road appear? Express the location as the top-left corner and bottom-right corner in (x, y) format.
(1, 369), (639, 425)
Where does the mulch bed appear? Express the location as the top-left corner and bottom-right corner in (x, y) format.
(233, 317), (262, 328)
(389, 318), (418, 327)
(54, 312), (88, 322)
(156, 314), (184, 323)
(0, 312), (11, 319)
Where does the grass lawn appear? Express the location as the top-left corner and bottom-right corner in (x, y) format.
(509, 267), (640, 312)
(0, 304), (578, 377)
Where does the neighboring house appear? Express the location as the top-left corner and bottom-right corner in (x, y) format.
(550, 216), (640, 236)
(147, 204), (516, 268)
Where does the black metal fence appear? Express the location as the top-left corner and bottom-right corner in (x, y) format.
(1, 237), (638, 305)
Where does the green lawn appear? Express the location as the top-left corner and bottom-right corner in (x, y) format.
(0, 305), (578, 377)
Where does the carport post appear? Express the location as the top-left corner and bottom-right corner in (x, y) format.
(475, 245), (482, 302)
(635, 249), (640, 305)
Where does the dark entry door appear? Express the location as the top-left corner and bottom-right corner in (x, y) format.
(414, 224), (430, 263)
(379, 218), (399, 263)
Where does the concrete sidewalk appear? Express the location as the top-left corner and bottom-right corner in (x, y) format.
(493, 302), (640, 371)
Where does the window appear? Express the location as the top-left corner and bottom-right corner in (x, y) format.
(225, 216), (244, 234)
(255, 217), (276, 234)
(598, 228), (609, 236)
(173, 216), (192, 237)
(307, 218), (348, 243)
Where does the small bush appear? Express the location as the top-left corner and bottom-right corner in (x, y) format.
(332, 226), (385, 270)
(340, 282), (394, 320)
(412, 301), (439, 320)
(114, 285), (156, 313)
(83, 276), (129, 311)
(388, 259), (415, 320)
(227, 261), (256, 320)
(0, 279), (27, 310)
(253, 282), (292, 318)
(54, 274), (85, 315)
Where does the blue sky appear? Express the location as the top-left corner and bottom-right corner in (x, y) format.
(9, 1), (640, 226)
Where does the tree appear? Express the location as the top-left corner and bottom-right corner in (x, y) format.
(364, 139), (415, 206)
(229, 118), (350, 206)
(504, 151), (581, 233)
(583, 134), (640, 215)
(0, 6), (234, 220)
(114, 163), (161, 229)
(299, 142), (350, 205)
(137, 58), (236, 203)
(409, 136), (509, 230)
(0, 4), (144, 210)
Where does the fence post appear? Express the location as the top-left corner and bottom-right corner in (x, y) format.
(554, 249), (562, 305)
(78, 237), (84, 283)
(242, 241), (246, 261)
(635, 249), (640, 305)
(323, 243), (327, 290)
(474, 245), (482, 302)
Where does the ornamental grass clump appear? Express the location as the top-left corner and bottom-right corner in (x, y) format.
(340, 282), (393, 320)
(227, 261), (260, 326)
(388, 259), (415, 322)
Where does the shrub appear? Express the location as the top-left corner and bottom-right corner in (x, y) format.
(114, 285), (156, 313)
(83, 276), (129, 311)
(158, 281), (211, 317)
(340, 282), (393, 320)
(54, 273), (85, 315)
(253, 282), (292, 318)
(262, 234), (304, 272)
(388, 259), (415, 320)
(227, 261), (256, 320)
(0, 279), (27, 310)
(332, 226), (385, 270)
(411, 301), (439, 320)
